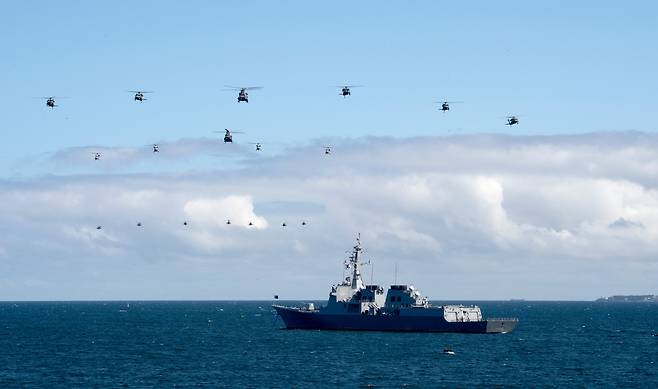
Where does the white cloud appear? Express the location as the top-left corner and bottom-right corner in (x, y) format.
(184, 196), (267, 229)
(2, 132), (658, 300)
(180, 196), (268, 251)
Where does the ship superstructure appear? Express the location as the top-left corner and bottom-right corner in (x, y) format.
(273, 235), (518, 333)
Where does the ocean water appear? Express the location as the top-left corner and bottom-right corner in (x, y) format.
(0, 301), (656, 388)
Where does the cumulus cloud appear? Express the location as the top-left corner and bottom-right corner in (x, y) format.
(2, 132), (658, 300)
(184, 196), (267, 229)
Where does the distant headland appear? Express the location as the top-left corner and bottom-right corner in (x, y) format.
(595, 295), (658, 303)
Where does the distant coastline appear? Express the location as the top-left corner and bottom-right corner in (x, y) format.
(595, 295), (658, 303)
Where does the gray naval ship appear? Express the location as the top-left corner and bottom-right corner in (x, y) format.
(273, 236), (518, 333)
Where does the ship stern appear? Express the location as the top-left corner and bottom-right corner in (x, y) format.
(485, 318), (518, 333)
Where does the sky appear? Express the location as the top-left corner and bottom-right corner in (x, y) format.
(1, 1), (657, 300)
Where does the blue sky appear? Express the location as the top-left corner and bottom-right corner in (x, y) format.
(1, 2), (658, 299)
(2, 1), (656, 168)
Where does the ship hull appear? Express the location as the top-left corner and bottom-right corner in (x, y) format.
(273, 306), (517, 334)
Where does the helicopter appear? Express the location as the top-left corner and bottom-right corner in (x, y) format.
(248, 221), (254, 226)
(92, 152), (101, 161)
(249, 142), (262, 151)
(129, 91), (153, 102)
(282, 222), (287, 227)
(152, 144), (159, 153)
(215, 129), (245, 143)
(301, 221), (307, 226)
(137, 222), (142, 227)
(40, 96), (66, 109)
(338, 85), (363, 97)
(226, 219), (231, 225)
(223, 85), (263, 103)
(436, 101), (463, 112)
(506, 116), (520, 126)
(324, 146), (332, 155)
(96, 225), (102, 230)
(183, 221), (189, 226)
(45, 97), (57, 108)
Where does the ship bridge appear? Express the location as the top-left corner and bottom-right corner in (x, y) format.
(384, 285), (429, 309)
(324, 236), (386, 314)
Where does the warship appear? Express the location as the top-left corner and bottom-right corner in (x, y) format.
(273, 235), (518, 333)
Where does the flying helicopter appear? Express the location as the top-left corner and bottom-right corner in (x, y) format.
(324, 146), (332, 155)
(92, 152), (101, 161)
(282, 222), (287, 227)
(45, 97), (57, 108)
(226, 219), (231, 225)
(338, 85), (363, 97)
(40, 96), (66, 109)
(301, 221), (307, 226)
(129, 91), (153, 102)
(248, 221), (254, 226)
(152, 144), (159, 153)
(137, 222), (142, 227)
(506, 116), (520, 126)
(96, 225), (102, 230)
(215, 129), (245, 143)
(435, 101), (463, 112)
(183, 221), (189, 226)
(223, 85), (263, 103)
(249, 142), (262, 151)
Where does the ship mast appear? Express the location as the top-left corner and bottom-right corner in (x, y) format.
(349, 233), (365, 290)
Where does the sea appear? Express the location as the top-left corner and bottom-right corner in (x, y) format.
(0, 301), (656, 388)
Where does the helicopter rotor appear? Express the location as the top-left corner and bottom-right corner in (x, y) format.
(223, 85), (263, 91)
